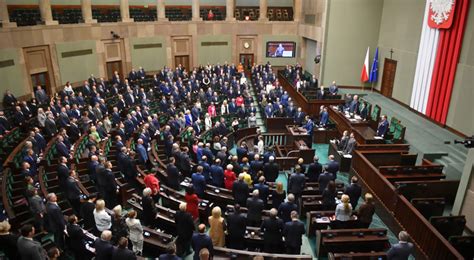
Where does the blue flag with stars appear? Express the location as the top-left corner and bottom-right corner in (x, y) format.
(369, 47), (379, 83)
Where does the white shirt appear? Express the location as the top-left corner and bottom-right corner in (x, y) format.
(205, 117), (212, 131)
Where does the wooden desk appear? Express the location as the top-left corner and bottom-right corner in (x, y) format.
(328, 107), (383, 144)
(316, 228), (389, 257)
(328, 142), (352, 172)
(286, 125), (310, 146)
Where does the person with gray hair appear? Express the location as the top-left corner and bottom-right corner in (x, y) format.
(278, 193), (298, 223)
(387, 231), (414, 260)
(142, 187), (157, 227)
(307, 155), (323, 182)
(175, 202), (195, 257)
(232, 173), (249, 206)
(260, 208), (284, 253)
(94, 230), (114, 260)
(45, 193), (66, 249)
(246, 189), (264, 227)
(263, 155), (280, 182)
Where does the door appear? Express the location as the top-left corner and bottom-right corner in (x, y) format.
(174, 55), (190, 71)
(31, 72), (50, 94)
(106, 61), (123, 81)
(239, 54), (254, 71)
(381, 58), (397, 97)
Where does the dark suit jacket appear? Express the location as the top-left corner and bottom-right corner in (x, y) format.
(94, 238), (114, 260)
(66, 223), (88, 254)
(344, 138), (357, 154)
(112, 247), (137, 260)
(263, 162), (280, 182)
(288, 173), (305, 196)
(57, 164), (69, 188)
(307, 162), (322, 182)
(17, 236), (46, 260)
(191, 233), (213, 260)
(326, 160), (340, 175)
(261, 217), (284, 244)
(246, 197), (264, 222)
(56, 142), (70, 158)
(387, 242), (415, 260)
(344, 183), (362, 209)
(283, 220), (305, 247)
(278, 201), (298, 223)
(142, 195), (157, 226)
(175, 210), (195, 240)
(232, 180), (249, 205)
(227, 211), (247, 238)
(318, 172), (333, 193)
(46, 202), (65, 233)
(166, 164), (181, 190)
(210, 164), (224, 187)
(44, 119), (57, 137)
(66, 176), (82, 200)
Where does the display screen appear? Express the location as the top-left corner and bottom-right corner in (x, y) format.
(266, 42), (296, 58)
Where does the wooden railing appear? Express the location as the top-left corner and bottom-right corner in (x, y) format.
(352, 150), (464, 259)
(278, 71), (345, 116)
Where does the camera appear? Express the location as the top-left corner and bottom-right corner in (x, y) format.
(454, 136), (474, 148)
(110, 31), (120, 39)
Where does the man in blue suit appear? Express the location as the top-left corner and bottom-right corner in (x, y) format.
(319, 107), (329, 127)
(377, 115), (390, 138)
(191, 166), (206, 198)
(326, 155), (339, 180)
(349, 95), (360, 114)
(264, 103), (273, 118)
(210, 159), (224, 187)
(56, 136), (71, 159)
(294, 107), (305, 126)
(199, 156), (211, 182)
(185, 110), (193, 127)
(304, 116), (314, 144)
(136, 138), (149, 167)
(191, 224), (213, 260)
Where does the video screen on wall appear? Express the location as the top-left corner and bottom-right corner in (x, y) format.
(266, 41), (296, 58)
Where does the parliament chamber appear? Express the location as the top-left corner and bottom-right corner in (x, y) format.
(0, 0), (473, 260)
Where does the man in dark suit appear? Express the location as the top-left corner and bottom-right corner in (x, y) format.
(232, 174), (249, 206)
(326, 155), (339, 179)
(226, 204), (247, 250)
(102, 162), (118, 208)
(136, 138), (149, 168)
(13, 106), (26, 127)
(260, 208), (284, 253)
(56, 136), (71, 159)
(94, 230), (114, 260)
(17, 224), (47, 260)
(44, 114), (58, 137)
(166, 157), (182, 190)
(236, 142), (248, 162)
(175, 202), (195, 257)
(66, 215), (92, 259)
(45, 193), (66, 249)
(112, 237), (136, 260)
(3, 90), (17, 107)
(377, 115), (390, 138)
(344, 176), (362, 209)
(191, 224), (213, 260)
(250, 154), (264, 176)
(66, 170), (82, 215)
(254, 176), (270, 206)
(307, 156), (322, 182)
(294, 107), (305, 126)
(349, 94), (360, 114)
(288, 165), (305, 201)
(263, 156), (280, 182)
(343, 132), (357, 155)
(387, 231), (415, 260)
(68, 117), (81, 142)
(283, 211), (306, 254)
(246, 189), (264, 227)
(278, 194), (298, 223)
(57, 156), (69, 189)
(210, 159), (224, 187)
(191, 167), (206, 198)
(318, 167), (333, 193)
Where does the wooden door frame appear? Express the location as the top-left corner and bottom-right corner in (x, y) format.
(102, 39), (126, 81)
(171, 36), (193, 70)
(239, 53), (254, 72)
(381, 58), (397, 98)
(23, 45), (56, 95)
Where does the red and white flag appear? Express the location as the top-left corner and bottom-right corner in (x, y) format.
(361, 47), (370, 83)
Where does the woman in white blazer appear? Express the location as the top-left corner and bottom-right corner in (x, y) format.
(126, 210), (144, 255)
(93, 199), (111, 232)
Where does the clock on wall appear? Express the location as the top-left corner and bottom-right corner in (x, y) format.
(243, 42), (250, 49)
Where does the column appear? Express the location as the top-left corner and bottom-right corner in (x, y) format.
(259, 0), (268, 21)
(39, 0), (58, 25)
(293, 0), (302, 22)
(156, 0), (168, 21)
(81, 0), (97, 24)
(120, 0), (134, 22)
(192, 0), (202, 21)
(0, 0), (16, 28)
(225, 0), (235, 21)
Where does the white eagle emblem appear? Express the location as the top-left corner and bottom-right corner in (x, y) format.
(429, 0), (455, 25)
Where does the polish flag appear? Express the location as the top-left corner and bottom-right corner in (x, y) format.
(361, 47), (370, 83)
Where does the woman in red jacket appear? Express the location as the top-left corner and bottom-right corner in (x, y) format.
(224, 164), (237, 190)
(184, 186), (199, 221)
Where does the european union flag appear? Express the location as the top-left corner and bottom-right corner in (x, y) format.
(369, 47), (379, 83)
